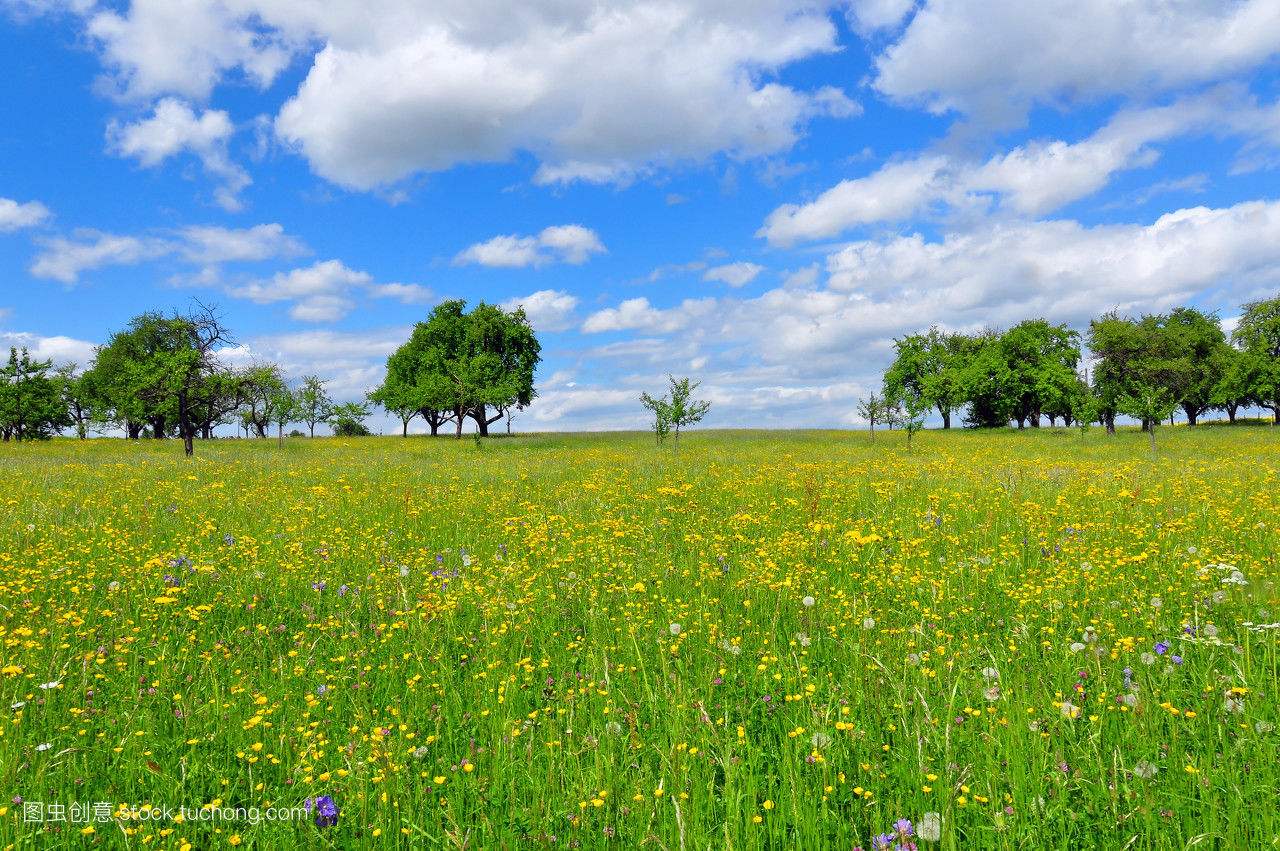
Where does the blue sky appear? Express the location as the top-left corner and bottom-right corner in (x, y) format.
(2, 0), (1279, 432)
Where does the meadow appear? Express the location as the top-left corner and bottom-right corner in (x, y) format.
(0, 426), (1277, 849)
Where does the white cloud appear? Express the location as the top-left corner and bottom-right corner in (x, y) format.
(872, 0), (1280, 123)
(0, 331), (97, 366)
(85, 0), (294, 100)
(581, 296), (717, 334)
(30, 231), (170, 283)
(703, 261), (764, 287)
(579, 200), (1280, 404)
(501, 289), (579, 332)
(178, 223), (306, 264)
(243, 326), (412, 401)
(369, 282), (434, 305)
(761, 200), (1280, 365)
(456, 225), (605, 268)
(760, 91), (1240, 245)
(109, 98), (251, 210)
(230, 259), (371, 321)
(54, 0), (857, 189)
(29, 222), (306, 283)
(228, 259), (429, 321)
(759, 156), (949, 245)
(0, 197), (51, 232)
(846, 0), (916, 34)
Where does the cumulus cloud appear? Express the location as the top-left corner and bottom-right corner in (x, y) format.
(229, 259), (370, 321)
(45, 1), (859, 189)
(455, 225), (605, 268)
(177, 223), (306, 264)
(0, 330), (97, 366)
(703, 261), (764, 287)
(228, 259), (429, 321)
(581, 296), (717, 334)
(368, 282), (434, 305)
(846, 0), (916, 34)
(241, 326), (413, 402)
(580, 199), (1280, 402)
(30, 231), (170, 283)
(501, 289), (579, 332)
(109, 98), (251, 210)
(0, 197), (51, 232)
(84, 0), (294, 100)
(759, 91), (1242, 245)
(872, 0), (1280, 123)
(30, 223), (305, 283)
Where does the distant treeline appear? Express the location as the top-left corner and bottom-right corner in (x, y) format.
(0, 299), (539, 454)
(874, 295), (1280, 431)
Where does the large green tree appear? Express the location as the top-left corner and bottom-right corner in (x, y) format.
(1000, 319), (1081, 428)
(0, 347), (72, 441)
(379, 300), (541, 438)
(1233, 296), (1280, 424)
(883, 328), (968, 428)
(86, 307), (237, 455)
(1162, 307), (1229, 426)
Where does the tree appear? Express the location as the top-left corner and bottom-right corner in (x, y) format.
(1117, 386), (1177, 453)
(239, 364), (288, 438)
(295, 375), (333, 437)
(857, 392), (887, 438)
(367, 381), (418, 437)
(960, 332), (1015, 427)
(1163, 307), (1228, 426)
(54, 363), (90, 439)
(639, 390), (671, 445)
(1210, 344), (1257, 424)
(330, 401), (372, 436)
(269, 385), (297, 448)
(84, 307), (234, 455)
(83, 312), (181, 439)
(999, 319), (1081, 428)
(1233, 296), (1280, 424)
(639, 376), (711, 445)
(884, 328), (968, 428)
(0, 347), (72, 441)
(889, 392), (929, 449)
(460, 302), (541, 435)
(380, 300), (540, 439)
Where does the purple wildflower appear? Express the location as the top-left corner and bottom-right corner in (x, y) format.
(305, 795), (339, 828)
(1154, 641), (1169, 655)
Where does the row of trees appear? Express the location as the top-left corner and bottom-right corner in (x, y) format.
(0, 307), (351, 454)
(876, 296), (1280, 433)
(0, 299), (543, 452)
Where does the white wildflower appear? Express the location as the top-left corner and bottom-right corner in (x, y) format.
(918, 811), (942, 842)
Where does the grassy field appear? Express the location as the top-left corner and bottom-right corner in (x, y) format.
(0, 426), (1277, 849)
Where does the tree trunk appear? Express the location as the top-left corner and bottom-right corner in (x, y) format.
(179, 393), (194, 458)
(430, 420), (439, 436)
(278, 422), (284, 449)
(1184, 407), (1197, 426)
(1031, 412), (1040, 427)
(1226, 403), (1237, 423)
(402, 419), (409, 437)
(309, 423), (316, 437)
(455, 409), (464, 439)
(1105, 413), (1115, 436)
(1148, 425), (1156, 453)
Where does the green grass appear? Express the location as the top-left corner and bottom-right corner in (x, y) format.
(0, 426), (1277, 849)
